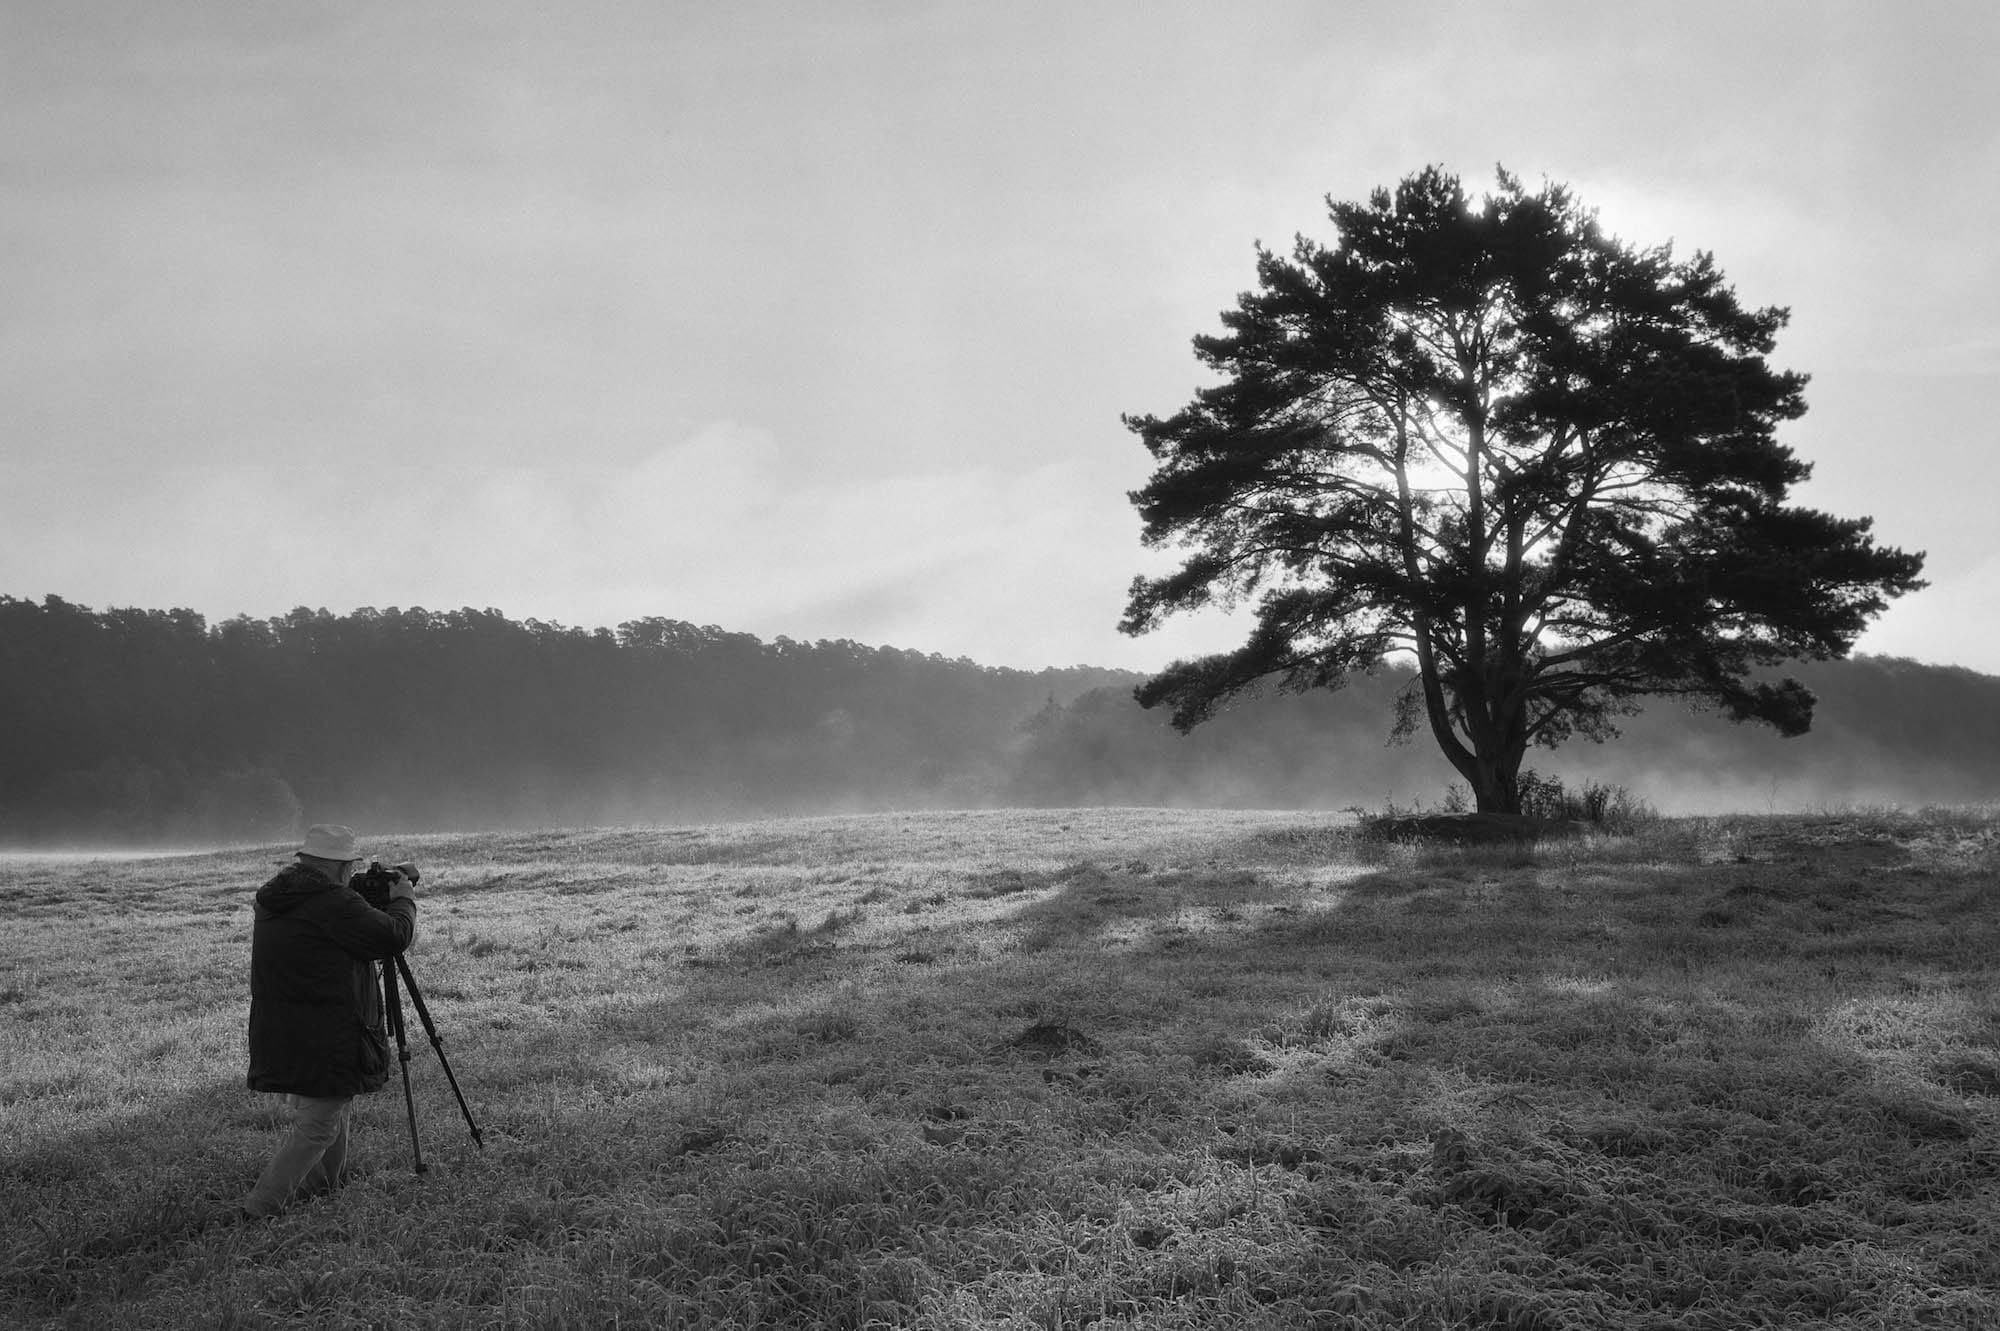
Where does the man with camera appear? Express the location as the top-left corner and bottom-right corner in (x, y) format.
(235, 824), (418, 1220)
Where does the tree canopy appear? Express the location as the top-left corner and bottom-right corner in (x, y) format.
(1122, 165), (1926, 813)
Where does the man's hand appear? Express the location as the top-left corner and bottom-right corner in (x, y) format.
(389, 862), (419, 901)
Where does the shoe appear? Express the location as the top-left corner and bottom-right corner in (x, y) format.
(200, 1203), (266, 1230)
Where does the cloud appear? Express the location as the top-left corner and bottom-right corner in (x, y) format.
(1856, 551), (2000, 676)
(1861, 338), (2000, 378)
(0, 422), (1245, 670)
(10, 408), (1975, 676)
(9, 5), (1989, 681)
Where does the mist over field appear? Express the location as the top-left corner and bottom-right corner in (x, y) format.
(4, 596), (1998, 849)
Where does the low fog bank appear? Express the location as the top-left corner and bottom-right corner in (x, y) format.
(4, 595), (1996, 847)
(999, 657), (2000, 820)
(1543, 658), (2000, 815)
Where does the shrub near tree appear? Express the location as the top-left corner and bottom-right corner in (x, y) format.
(1123, 166), (1926, 815)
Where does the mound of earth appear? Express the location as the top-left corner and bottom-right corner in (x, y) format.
(1364, 812), (1587, 844)
(1002, 1020), (1100, 1057)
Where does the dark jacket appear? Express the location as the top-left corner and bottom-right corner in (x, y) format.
(246, 862), (418, 1098)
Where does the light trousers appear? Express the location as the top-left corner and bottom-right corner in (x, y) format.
(243, 1094), (351, 1216)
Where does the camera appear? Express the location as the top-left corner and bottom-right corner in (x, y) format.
(353, 860), (420, 910)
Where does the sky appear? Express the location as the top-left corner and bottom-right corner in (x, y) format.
(4, 1), (1996, 674)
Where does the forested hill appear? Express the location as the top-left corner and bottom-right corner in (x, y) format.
(0, 595), (1128, 843)
(5, 593), (1998, 846)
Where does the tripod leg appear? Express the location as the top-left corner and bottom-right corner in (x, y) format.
(395, 954), (485, 1150)
(381, 958), (426, 1175)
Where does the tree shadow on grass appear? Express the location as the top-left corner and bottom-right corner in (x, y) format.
(650, 819), (1999, 1080)
(645, 826), (2000, 1223)
(729, 834), (1984, 1272)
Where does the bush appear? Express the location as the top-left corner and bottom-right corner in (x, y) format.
(1516, 771), (1654, 829)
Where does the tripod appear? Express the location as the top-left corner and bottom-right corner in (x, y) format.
(379, 952), (484, 1173)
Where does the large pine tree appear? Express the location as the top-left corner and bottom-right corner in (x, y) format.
(1122, 166), (1926, 814)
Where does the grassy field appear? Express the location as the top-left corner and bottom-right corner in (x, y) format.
(3, 806), (1997, 1329)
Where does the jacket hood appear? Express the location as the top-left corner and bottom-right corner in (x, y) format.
(256, 861), (341, 915)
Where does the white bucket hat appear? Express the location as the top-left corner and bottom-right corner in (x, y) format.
(299, 824), (361, 862)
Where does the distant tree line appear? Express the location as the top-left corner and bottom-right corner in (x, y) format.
(4, 593), (1995, 845)
(0, 595), (1125, 844)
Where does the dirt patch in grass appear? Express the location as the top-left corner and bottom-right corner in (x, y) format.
(1000, 1019), (1102, 1057)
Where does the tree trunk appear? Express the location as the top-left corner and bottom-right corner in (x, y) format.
(1468, 750), (1522, 815)
(1416, 648), (1526, 815)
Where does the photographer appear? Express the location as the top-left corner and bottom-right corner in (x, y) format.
(235, 824), (417, 1220)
